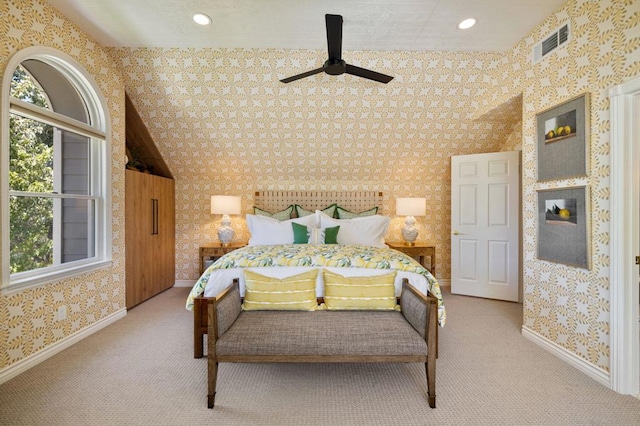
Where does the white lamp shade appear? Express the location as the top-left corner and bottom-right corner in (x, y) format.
(396, 197), (426, 216)
(210, 195), (241, 215)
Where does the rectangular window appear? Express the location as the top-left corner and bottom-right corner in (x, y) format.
(4, 56), (110, 293)
(8, 116), (100, 279)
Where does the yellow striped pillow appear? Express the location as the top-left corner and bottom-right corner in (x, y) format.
(243, 269), (319, 311)
(322, 270), (398, 310)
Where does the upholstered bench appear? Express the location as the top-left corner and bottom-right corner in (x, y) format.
(206, 278), (437, 408)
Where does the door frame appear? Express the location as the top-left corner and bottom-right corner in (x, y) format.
(610, 76), (640, 395)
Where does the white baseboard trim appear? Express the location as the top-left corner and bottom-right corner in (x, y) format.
(522, 326), (610, 388)
(0, 308), (127, 385)
(436, 278), (450, 287)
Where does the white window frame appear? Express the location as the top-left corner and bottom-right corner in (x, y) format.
(1, 47), (112, 295)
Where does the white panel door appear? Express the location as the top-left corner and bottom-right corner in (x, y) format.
(451, 151), (520, 301)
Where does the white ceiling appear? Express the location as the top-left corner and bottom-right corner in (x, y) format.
(46, 0), (567, 52)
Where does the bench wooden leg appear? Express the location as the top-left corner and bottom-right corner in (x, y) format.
(194, 330), (204, 359)
(426, 362), (436, 408)
(194, 300), (204, 358)
(208, 361), (218, 409)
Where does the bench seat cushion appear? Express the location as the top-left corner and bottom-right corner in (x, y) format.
(216, 311), (427, 357)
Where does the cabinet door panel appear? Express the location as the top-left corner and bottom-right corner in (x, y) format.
(126, 170), (153, 307)
(153, 175), (175, 294)
(126, 171), (175, 308)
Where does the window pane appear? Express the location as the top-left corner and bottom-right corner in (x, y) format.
(10, 195), (53, 273)
(60, 130), (91, 196)
(11, 64), (51, 110)
(9, 113), (53, 192)
(10, 114), (91, 196)
(10, 195), (96, 273)
(60, 197), (96, 263)
(14, 60), (89, 124)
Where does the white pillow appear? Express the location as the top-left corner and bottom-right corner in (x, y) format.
(317, 210), (390, 247)
(247, 212), (318, 245)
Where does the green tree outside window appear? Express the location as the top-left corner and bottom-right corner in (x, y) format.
(9, 66), (54, 273)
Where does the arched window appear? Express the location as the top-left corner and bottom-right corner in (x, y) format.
(2, 48), (111, 293)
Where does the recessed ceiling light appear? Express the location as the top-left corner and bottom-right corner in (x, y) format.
(458, 18), (476, 30)
(193, 13), (212, 26)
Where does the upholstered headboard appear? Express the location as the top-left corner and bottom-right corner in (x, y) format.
(254, 191), (383, 214)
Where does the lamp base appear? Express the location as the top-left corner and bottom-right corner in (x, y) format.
(401, 215), (419, 245)
(217, 214), (234, 246)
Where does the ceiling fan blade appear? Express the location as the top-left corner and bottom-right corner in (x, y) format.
(345, 63), (394, 84)
(280, 67), (324, 83)
(325, 14), (343, 60)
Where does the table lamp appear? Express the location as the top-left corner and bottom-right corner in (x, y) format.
(211, 195), (241, 246)
(396, 197), (426, 245)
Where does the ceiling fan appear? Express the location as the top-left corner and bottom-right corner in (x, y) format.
(280, 14), (394, 84)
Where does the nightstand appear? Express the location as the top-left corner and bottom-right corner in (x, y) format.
(199, 242), (246, 274)
(386, 242), (436, 276)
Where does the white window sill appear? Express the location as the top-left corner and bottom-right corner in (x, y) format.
(2, 259), (112, 296)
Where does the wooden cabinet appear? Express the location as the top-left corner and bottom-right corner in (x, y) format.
(125, 170), (175, 308)
(386, 242), (436, 277)
(199, 242), (246, 274)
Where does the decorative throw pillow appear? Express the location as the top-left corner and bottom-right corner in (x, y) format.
(292, 222), (310, 244)
(307, 225), (340, 244)
(295, 204), (337, 218)
(336, 206), (378, 219)
(322, 270), (398, 310)
(246, 213), (318, 245)
(243, 269), (319, 311)
(308, 227), (324, 245)
(253, 205), (294, 221)
(323, 226), (340, 244)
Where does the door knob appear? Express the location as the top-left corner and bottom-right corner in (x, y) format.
(453, 231), (462, 235)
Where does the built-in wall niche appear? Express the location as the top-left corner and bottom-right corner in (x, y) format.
(124, 92), (173, 178)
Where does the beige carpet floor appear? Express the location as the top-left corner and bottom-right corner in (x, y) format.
(1, 286), (639, 425)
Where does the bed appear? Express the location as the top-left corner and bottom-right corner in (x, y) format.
(187, 190), (446, 358)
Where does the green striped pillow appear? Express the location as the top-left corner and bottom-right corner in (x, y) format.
(295, 204), (337, 218)
(243, 269), (318, 311)
(253, 205), (294, 221)
(335, 206), (378, 219)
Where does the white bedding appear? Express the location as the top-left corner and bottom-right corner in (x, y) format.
(201, 266), (431, 299)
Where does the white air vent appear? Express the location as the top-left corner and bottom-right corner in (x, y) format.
(533, 23), (570, 63)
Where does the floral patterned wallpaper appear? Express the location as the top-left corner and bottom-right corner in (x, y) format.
(1, 0), (638, 379)
(0, 0), (125, 371)
(481, 0), (640, 371)
(112, 0), (639, 374)
(112, 47), (521, 283)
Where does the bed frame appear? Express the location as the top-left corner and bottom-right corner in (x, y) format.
(193, 190), (385, 358)
(254, 190), (383, 215)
